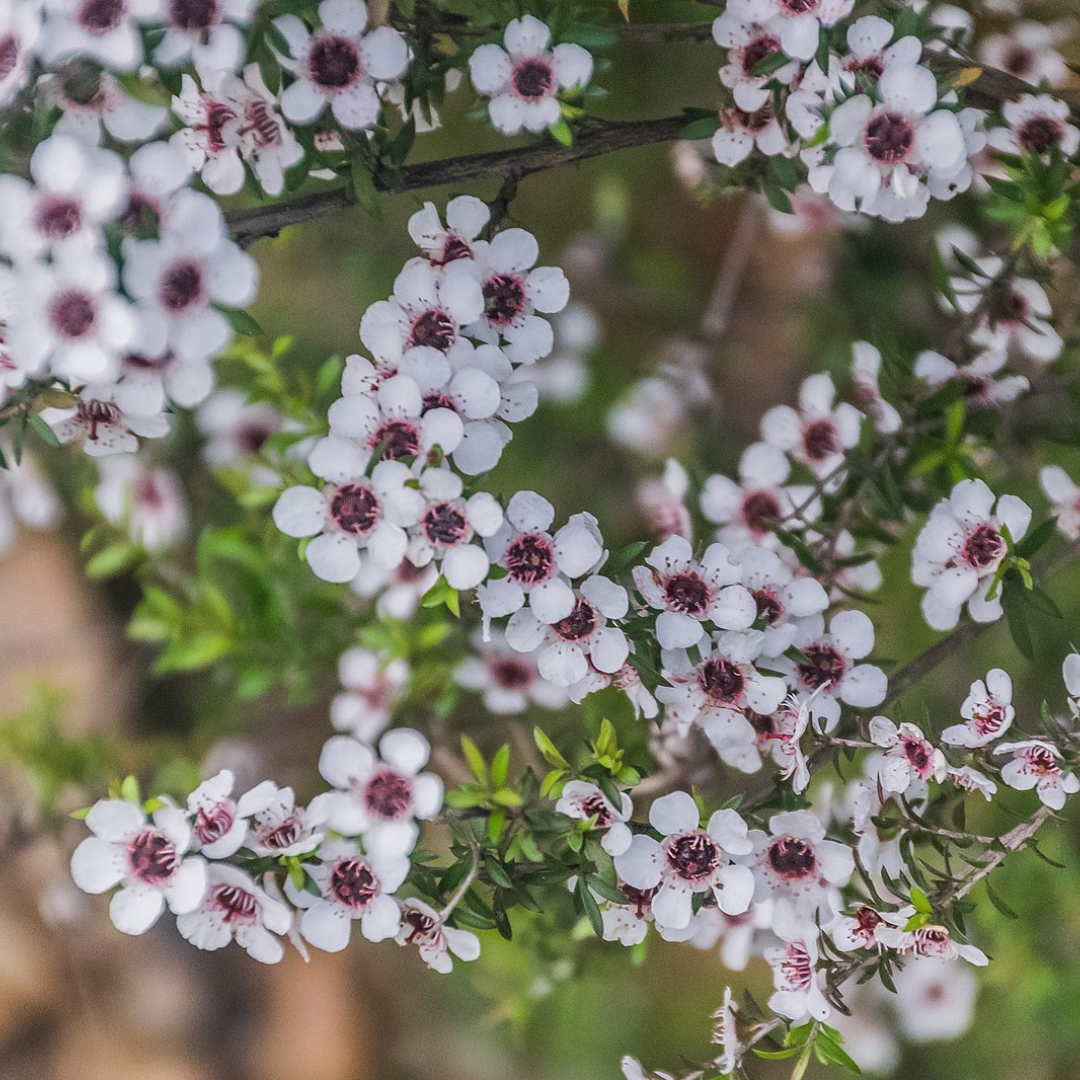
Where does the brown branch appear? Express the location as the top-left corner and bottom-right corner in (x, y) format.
(227, 115), (688, 245)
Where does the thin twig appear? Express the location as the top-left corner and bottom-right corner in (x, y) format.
(438, 845), (481, 920)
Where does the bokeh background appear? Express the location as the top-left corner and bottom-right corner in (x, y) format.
(3, 4), (1080, 1077)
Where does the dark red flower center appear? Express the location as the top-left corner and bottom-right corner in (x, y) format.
(363, 769), (414, 820)
(76, 398), (121, 441)
(407, 308), (456, 351)
(579, 794), (613, 827)
(551, 597), (597, 642)
(436, 236), (472, 266)
(35, 196), (83, 240)
(490, 656), (533, 690)
(767, 836), (817, 880)
(262, 815), (301, 850)
(512, 58), (554, 100)
(209, 882), (259, 923)
(902, 736), (931, 773)
(0, 34), (19, 82)
(505, 532), (554, 585)
(961, 523), (1004, 570)
(330, 482), (380, 535)
(666, 832), (720, 881)
(698, 657), (745, 704)
(753, 588), (784, 625)
(742, 489), (782, 535)
(973, 703), (1008, 737)
(483, 274), (527, 326)
(169, 0), (219, 31)
(423, 501), (468, 546)
(742, 34), (781, 76)
(404, 907), (437, 940)
(127, 829), (179, 883)
(308, 35), (361, 90)
(159, 259), (204, 313)
(49, 290), (97, 339)
(78, 0), (126, 34)
(664, 572), (710, 616)
(802, 418), (839, 462)
(864, 111), (915, 165)
(194, 802), (235, 846)
(372, 418), (419, 460)
(330, 858), (378, 908)
(797, 643), (846, 691)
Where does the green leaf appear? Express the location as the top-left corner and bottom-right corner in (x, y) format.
(681, 116), (720, 140)
(814, 1033), (862, 1073)
(491, 744), (510, 788)
(548, 117), (573, 146)
(218, 306), (264, 336)
(1002, 586), (1035, 660)
(985, 879), (1018, 919)
(119, 774), (141, 804)
(487, 805), (506, 843)
(910, 884), (932, 914)
(86, 544), (140, 579)
(27, 412), (60, 447)
(460, 735), (487, 784)
(533, 727), (569, 769)
(153, 632), (232, 673)
(575, 877), (603, 937)
(1015, 517), (1057, 559)
(351, 156), (382, 219)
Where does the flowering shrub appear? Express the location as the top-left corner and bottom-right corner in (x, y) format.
(3, 0), (1080, 1075)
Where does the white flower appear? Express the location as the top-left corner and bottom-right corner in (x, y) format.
(892, 957), (977, 1043)
(312, 729), (443, 855)
(555, 780), (633, 856)
(118, 338), (216, 412)
(614, 790), (755, 931)
(569, 658), (659, 720)
(469, 15), (592, 136)
(41, 0), (158, 71)
(272, 451), (423, 584)
(70, 798), (207, 935)
(914, 348), (1029, 409)
(274, 0), (408, 131)
(657, 634), (787, 755)
(359, 259), (484, 368)
(455, 227), (570, 364)
(331, 646), (409, 741)
(1041, 466), (1080, 540)
(727, 0), (853, 61)
(408, 195), (490, 267)
(762, 693), (814, 793)
(632, 535), (755, 650)
(941, 668), (1014, 747)
(743, 809), (853, 925)
(989, 94), (1080, 159)
(45, 380), (169, 456)
(978, 22), (1068, 88)
(712, 104), (787, 166)
(700, 441), (820, 549)
(289, 838), (406, 951)
(0, 134), (124, 262)
(198, 390), (284, 467)
(185, 771), (278, 859)
(637, 458), (691, 542)
(176, 864), (291, 962)
(50, 70), (167, 144)
(949, 765), (997, 800)
(713, 14), (799, 112)
(247, 783), (324, 857)
(154, 0), (253, 77)
(760, 373), (862, 484)
(170, 72), (246, 196)
(0, 450), (62, 554)
(9, 249), (138, 382)
(952, 258), (1062, 363)
(996, 739), (1080, 809)
(818, 64), (966, 221)
(687, 899), (774, 970)
(782, 610), (887, 730)
(869, 717), (947, 793)
(839, 16), (922, 89)
(117, 140), (193, 236)
(832, 904), (887, 952)
(738, 546), (829, 656)
(765, 925), (830, 1021)
(851, 341), (901, 434)
(94, 456), (187, 551)
(1065, 653), (1080, 719)
(712, 986), (744, 1075)
(911, 478), (1030, 631)
(877, 920), (988, 966)
(351, 553), (439, 620)
(123, 189), (258, 363)
(395, 898), (480, 973)
(0, 0), (40, 107)
(478, 492), (603, 631)
(505, 574), (630, 688)
(454, 629), (570, 714)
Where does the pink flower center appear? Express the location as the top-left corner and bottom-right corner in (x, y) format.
(579, 794), (613, 827)
(436, 236), (472, 266)
(778, 942), (813, 988)
(802, 418), (839, 462)
(1026, 744), (1059, 775)
(753, 588), (784, 625)
(127, 829), (180, 883)
(482, 274), (527, 326)
(780, 0), (817, 12)
(767, 836), (817, 880)
(698, 657), (745, 705)
(741, 489), (782, 535)
(168, 0), (219, 32)
(974, 702), (1009, 736)
(308, 35), (361, 90)
(404, 906), (438, 941)
(194, 801), (236, 845)
(666, 832), (720, 881)
(864, 111), (915, 165)
(902, 736), (932, 774)
(846, 55), (885, 81)
(511, 58), (555, 100)
(49, 290), (97, 339)
(741, 34), (781, 77)
(330, 482), (381, 535)
(407, 308), (456, 351)
(855, 905), (883, 935)
(663, 571), (710, 616)
(621, 883), (658, 918)
(489, 655), (533, 690)
(76, 399), (121, 441)
(551, 597), (597, 642)
(262, 814), (302, 850)
(371, 418), (419, 460)
(0, 34), (19, 82)
(910, 926), (951, 957)
(209, 882), (259, 923)
(505, 532), (554, 585)
(159, 259), (205, 313)
(330, 857), (378, 908)
(35, 196), (83, 240)
(796, 643), (846, 692)
(423, 501), (468, 546)
(738, 103), (774, 134)
(961, 523), (1004, 571)
(77, 0), (127, 35)
(363, 768), (414, 819)
(243, 97), (282, 148)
